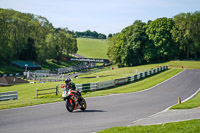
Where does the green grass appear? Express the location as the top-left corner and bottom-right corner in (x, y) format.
(162, 61), (200, 69)
(41, 59), (78, 70)
(0, 82), (62, 109)
(170, 91), (200, 109)
(98, 119), (200, 133)
(77, 38), (108, 59)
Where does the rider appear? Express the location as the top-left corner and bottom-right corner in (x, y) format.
(65, 78), (76, 91)
(65, 78), (81, 105)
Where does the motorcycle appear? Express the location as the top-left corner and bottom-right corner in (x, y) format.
(62, 88), (87, 112)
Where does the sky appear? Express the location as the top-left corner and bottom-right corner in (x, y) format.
(0, 0), (199, 35)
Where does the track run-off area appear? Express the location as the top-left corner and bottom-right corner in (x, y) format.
(0, 69), (200, 133)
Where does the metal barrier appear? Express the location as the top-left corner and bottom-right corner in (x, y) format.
(0, 91), (18, 101)
(59, 65), (168, 93)
(0, 73), (21, 77)
(77, 65), (168, 92)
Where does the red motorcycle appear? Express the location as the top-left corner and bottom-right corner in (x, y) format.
(62, 88), (87, 112)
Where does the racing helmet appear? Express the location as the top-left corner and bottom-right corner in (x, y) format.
(65, 78), (71, 83)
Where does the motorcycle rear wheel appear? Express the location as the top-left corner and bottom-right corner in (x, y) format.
(66, 99), (75, 112)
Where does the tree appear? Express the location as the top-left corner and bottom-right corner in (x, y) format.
(98, 33), (107, 39)
(75, 30), (107, 39)
(108, 20), (148, 66)
(0, 8), (78, 64)
(190, 11), (200, 59)
(172, 12), (200, 59)
(69, 32), (78, 54)
(108, 11), (200, 66)
(44, 33), (57, 60)
(0, 9), (13, 63)
(108, 33), (113, 38)
(19, 37), (37, 60)
(121, 20), (147, 66)
(146, 17), (176, 61)
(45, 29), (78, 64)
(107, 33), (124, 65)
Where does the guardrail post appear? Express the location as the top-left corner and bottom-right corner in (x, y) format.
(16, 91), (18, 100)
(36, 88), (38, 98)
(56, 86), (58, 95)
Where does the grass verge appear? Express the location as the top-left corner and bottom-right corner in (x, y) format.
(163, 61), (200, 69)
(170, 90), (200, 109)
(98, 119), (200, 133)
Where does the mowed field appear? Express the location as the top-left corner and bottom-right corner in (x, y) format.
(77, 38), (108, 59)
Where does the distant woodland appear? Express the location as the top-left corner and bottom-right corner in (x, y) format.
(75, 30), (107, 39)
(108, 11), (200, 66)
(0, 8), (78, 64)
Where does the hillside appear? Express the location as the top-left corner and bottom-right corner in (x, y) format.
(77, 38), (108, 59)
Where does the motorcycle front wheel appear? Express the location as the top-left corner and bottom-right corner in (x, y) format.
(66, 99), (75, 112)
(80, 98), (87, 111)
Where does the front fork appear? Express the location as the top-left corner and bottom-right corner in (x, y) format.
(71, 95), (80, 110)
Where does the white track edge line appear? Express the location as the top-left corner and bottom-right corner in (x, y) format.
(127, 87), (200, 126)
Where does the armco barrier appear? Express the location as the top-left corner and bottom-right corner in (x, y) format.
(115, 78), (128, 86)
(73, 65), (168, 92)
(0, 73), (22, 77)
(0, 91), (18, 101)
(90, 83), (98, 90)
(98, 80), (115, 89)
(58, 66), (168, 92)
(82, 83), (91, 92)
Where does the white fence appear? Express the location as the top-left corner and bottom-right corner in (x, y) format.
(59, 65), (168, 92)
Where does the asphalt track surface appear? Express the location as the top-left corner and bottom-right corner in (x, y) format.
(0, 69), (200, 133)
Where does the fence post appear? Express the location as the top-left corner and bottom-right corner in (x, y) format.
(56, 86), (58, 95)
(36, 88), (38, 98)
(16, 91), (18, 100)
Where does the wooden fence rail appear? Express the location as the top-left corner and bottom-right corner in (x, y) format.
(0, 91), (18, 101)
(36, 86), (58, 98)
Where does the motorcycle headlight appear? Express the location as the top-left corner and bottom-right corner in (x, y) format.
(62, 91), (67, 97)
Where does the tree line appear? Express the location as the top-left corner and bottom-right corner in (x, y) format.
(107, 11), (200, 67)
(0, 8), (78, 65)
(75, 30), (107, 39)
